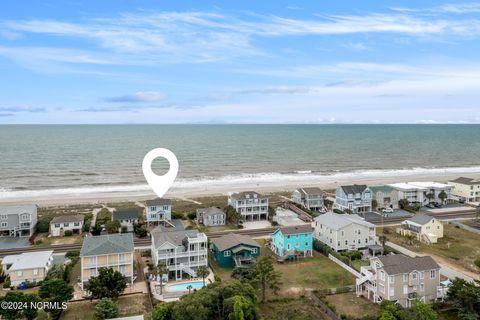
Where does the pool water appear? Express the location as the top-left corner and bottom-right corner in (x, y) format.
(169, 281), (205, 291)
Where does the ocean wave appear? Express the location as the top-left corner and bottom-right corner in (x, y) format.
(2, 165), (480, 201)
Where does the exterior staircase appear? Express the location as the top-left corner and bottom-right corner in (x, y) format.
(180, 263), (197, 277)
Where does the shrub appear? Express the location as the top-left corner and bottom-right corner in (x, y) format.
(121, 226), (128, 233)
(65, 251), (80, 260)
(83, 220), (91, 232)
(35, 239), (43, 245)
(187, 212), (196, 220)
(36, 220), (50, 233)
(134, 224), (148, 238)
(94, 298), (119, 320)
(333, 209), (344, 214)
(84, 212), (93, 221)
(64, 230), (73, 236)
(474, 257), (480, 269)
(171, 212), (185, 220)
(271, 221), (279, 226)
(3, 277), (11, 288)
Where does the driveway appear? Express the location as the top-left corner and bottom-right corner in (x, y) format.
(0, 237), (30, 249)
(242, 220), (272, 230)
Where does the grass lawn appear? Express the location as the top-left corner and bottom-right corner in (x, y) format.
(259, 296), (328, 320)
(351, 259), (370, 272)
(324, 292), (380, 319)
(34, 233), (84, 246)
(379, 224), (480, 273)
(68, 260), (81, 285)
(0, 287), (39, 297)
(61, 293), (149, 319)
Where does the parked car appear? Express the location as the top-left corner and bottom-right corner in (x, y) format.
(433, 202), (443, 208)
(381, 207), (394, 213)
(426, 203), (435, 209)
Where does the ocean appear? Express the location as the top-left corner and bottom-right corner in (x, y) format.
(1, 124), (480, 200)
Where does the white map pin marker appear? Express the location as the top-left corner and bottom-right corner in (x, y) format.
(142, 148), (178, 198)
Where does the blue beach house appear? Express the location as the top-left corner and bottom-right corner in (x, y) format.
(210, 233), (260, 268)
(270, 224), (313, 260)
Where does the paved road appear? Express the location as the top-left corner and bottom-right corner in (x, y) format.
(365, 210), (479, 226)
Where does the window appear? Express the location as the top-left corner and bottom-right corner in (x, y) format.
(0, 222), (7, 227)
(389, 287), (394, 297)
(379, 284), (385, 293)
(0, 214), (7, 220)
(119, 254), (126, 262)
(389, 276), (394, 284)
(251, 248), (257, 254)
(305, 242), (308, 246)
(420, 283), (424, 291)
(345, 240), (348, 245)
(365, 238), (368, 243)
(420, 271), (424, 279)
(74, 222), (80, 226)
(337, 241), (340, 246)
(403, 285), (408, 294)
(341, 230), (344, 236)
(90, 268), (97, 277)
(64, 222), (69, 227)
(18, 271), (23, 277)
(224, 250), (231, 257)
(403, 274), (408, 282)
(119, 265), (125, 273)
(21, 214), (29, 221)
(190, 256), (195, 262)
(150, 206), (156, 211)
(33, 268), (38, 275)
(412, 272), (417, 280)
(89, 257), (96, 265)
(287, 244), (291, 250)
(380, 271), (385, 281)
(430, 270), (436, 279)
(54, 223), (60, 228)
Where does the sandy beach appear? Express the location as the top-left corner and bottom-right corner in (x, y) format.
(2, 168), (480, 206)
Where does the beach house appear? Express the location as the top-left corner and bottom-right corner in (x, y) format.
(448, 177), (480, 203)
(196, 207), (226, 226)
(210, 233), (260, 268)
(292, 187), (324, 211)
(145, 198), (172, 226)
(270, 224), (313, 260)
(356, 255), (441, 308)
(228, 191), (268, 221)
(1, 251), (54, 286)
(335, 185), (372, 213)
(50, 214), (84, 236)
(397, 214), (443, 244)
(388, 182), (453, 205)
(151, 226), (208, 281)
(313, 212), (376, 252)
(370, 185), (399, 210)
(0, 204), (37, 237)
(113, 209), (140, 232)
(79, 233), (135, 288)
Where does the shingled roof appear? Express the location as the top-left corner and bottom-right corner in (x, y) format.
(298, 187), (323, 196)
(210, 233), (259, 251)
(113, 209), (139, 221)
(151, 226), (202, 249)
(145, 198), (171, 206)
(406, 214), (435, 226)
(80, 233), (134, 257)
(341, 184), (368, 195)
(50, 214), (84, 224)
(450, 177), (480, 185)
(276, 224), (313, 235)
(229, 191), (266, 200)
(378, 255), (439, 275)
(196, 207), (225, 217)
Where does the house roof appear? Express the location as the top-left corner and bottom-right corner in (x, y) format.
(377, 255), (439, 275)
(408, 182), (451, 189)
(151, 226), (203, 249)
(196, 207), (225, 217)
(1, 251), (53, 271)
(229, 191), (266, 200)
(0, 204), (37, 215)
(276, 224), (313, 236)
(50, 214), (84, 224)
(405, 214), (435, 225)
(298, 187), (322, 196)
(369, 185), (394, 194)
(388, 183), (427, 191)
(210, 233), (259, 251)
(340, 184), (368, 195)
(145, 198), (171, 206)
(449, 177), (480, 185)
(113, 209), (139, 221)
(80, 233), (134, 257)
(314, 211), (375, 230)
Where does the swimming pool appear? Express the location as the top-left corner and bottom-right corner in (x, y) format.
(168, 281), (205, 291)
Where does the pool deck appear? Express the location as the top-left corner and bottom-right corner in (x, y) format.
(150, 268), (215, 302)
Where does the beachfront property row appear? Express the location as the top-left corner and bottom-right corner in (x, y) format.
(448, 177), (480, 203)
(50, 214), (84, 236)
(292, 187), (324, 211)
(228, 191), (269, 221)
(0, 204), (37, 237)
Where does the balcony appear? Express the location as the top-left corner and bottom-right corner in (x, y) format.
(156, 249), (208, 260)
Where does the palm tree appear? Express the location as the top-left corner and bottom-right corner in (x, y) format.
(250, 257), (281, 302)
(156, 263), (168, 294)
(196, 265), (209, 287)
(438, 191), (448, 204)
(186, 285), (193, 294)
(425, 192), (435, 204)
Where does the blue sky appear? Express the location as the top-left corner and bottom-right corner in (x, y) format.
(1, 1), (480, 124)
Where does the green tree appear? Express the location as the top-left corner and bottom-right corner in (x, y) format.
(197, 265), (209, 287)
(91, 224), (102, 235)
(45, 264), (65, 280)
(412, 299), (438, 320)
(85, 267), (127, 300)
(267, 206), (275, 220)
(151, 302), (175, 320)
(153, 263), (169, 295)
(323, 199), (333, 210)
(425, 192), (435, 203)
(106, 220), (121, 234)
(225, 205), (241, 224)
(399, 199), (410, 209)
(38, 279), (73, 318)
(225, 295), (257, 320)
(372, 199), (378, 211)
(94, 298), (119, 320)
(249, 257), (281, 302)
(0, 291), (39, 320)
(438, 191), (448, 204)
(446, 278), (480, 319)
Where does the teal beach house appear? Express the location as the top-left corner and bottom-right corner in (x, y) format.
(210, 233), (260, 268)
(270, 225), (313, 260)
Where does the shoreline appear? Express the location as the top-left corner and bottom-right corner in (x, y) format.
(2, 168), (480, 206)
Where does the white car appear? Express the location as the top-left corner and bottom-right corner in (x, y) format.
(381, 207), (394, 213)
